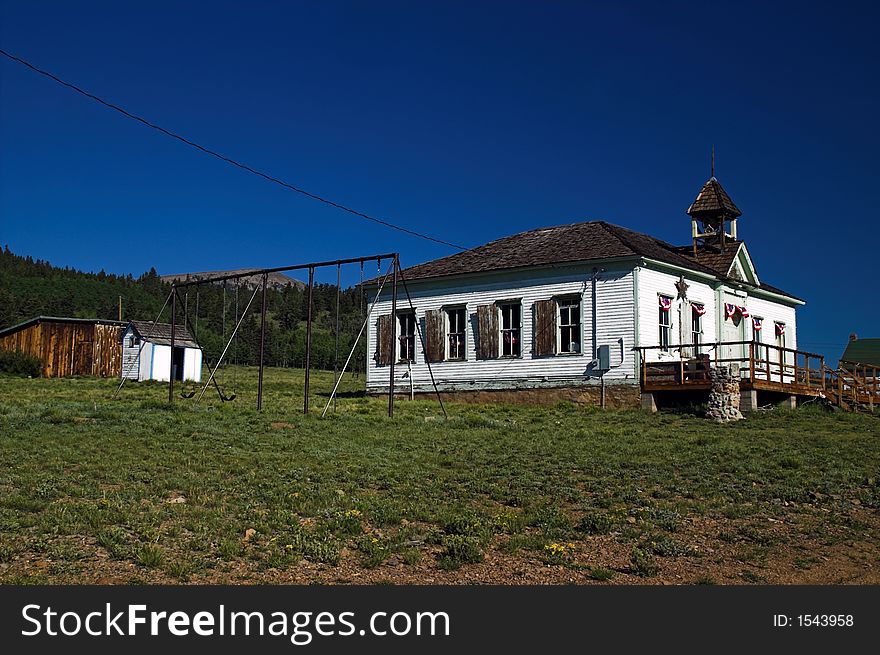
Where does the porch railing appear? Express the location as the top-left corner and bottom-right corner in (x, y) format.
(634, 341), (826, 392)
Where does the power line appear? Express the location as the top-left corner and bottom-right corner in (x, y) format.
(0, 48), (468, 252)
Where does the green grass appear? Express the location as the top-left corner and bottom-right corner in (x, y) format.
(0, 366), (878, 584)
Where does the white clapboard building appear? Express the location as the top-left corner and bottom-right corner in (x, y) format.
(366, 177), (809, 409)
(120, 320), (203, 383)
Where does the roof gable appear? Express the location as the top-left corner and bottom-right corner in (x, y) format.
(733, 243), (759, 285)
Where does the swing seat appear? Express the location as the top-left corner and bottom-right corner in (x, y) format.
(180, 390), (197, 399)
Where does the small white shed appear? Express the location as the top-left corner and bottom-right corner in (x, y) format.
(120, 320), (203, 382)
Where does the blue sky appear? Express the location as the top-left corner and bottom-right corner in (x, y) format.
(1, 1), (878, 359)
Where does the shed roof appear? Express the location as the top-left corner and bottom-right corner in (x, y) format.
(0, 316), (126, 339)
(127, 321), (201, 349)
(841, 339), (880, 367)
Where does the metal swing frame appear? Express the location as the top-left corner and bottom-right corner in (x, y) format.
(170, 252), (418, 416)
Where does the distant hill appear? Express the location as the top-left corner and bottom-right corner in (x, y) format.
(160, 269), (305, 290)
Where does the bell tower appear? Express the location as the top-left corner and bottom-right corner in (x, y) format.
(687, 173), (741, 255)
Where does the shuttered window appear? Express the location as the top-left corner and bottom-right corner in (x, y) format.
(424, 309), (445, 363)
(476, 304), (499, 360)
(557, 298), (581, 354)
(375, 314), (393, 366)
(500, 302), (522, 357)
(533, 299), (557, 357)
(446, 307), (466, 360)
(397, 311), (416, 362)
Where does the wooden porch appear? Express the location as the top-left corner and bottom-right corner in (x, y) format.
(635, 341), (827, 396)
(636, 343), (880, 411)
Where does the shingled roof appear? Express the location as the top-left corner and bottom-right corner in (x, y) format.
(398, 221), (716, 282)
(393, 220), (802, 301)
(127, 321), (200, 349)
(687, 178), (742, 218)
(673, 242), (741, 277)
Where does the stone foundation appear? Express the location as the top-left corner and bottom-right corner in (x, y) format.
(706, 364), (744, 422)
(394, 384), (642, 409)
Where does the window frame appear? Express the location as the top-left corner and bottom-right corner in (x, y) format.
(396, 310), (417, 363)
(774, 322), (786, 350)
(751, 316), (768, 366)
(556, 295), (582, 355)
(691, 303), (703, 354)
(658, 295), (673, 352)
(498, 300), (523, 358)
(444, 305), (467, 361)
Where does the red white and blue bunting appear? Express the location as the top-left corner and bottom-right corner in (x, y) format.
(725, 303), (750, 319)
(692, 302), (706, 316)
(658, 295), (672, 310)
(775, 322), (786, 336)
(753, 317), (763, 332)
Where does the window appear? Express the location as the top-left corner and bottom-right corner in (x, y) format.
(499, 302), (521, 357)
(775, 322), (786, 350)
(752, 317), (768, 366)
(446, 307), (466, 360)
(128, 335), (139, 348)
(397, 311), (416, 362)
(691, 303), (704, 353)
(659, 296), (672, 351)
(558, 298), (581, 353)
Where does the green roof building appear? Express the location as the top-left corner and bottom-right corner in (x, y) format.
(841, 338), (880, 367)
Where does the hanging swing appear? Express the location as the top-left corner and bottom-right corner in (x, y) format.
(213, 282), (237, 402)
(331, 263), (341, 411)
(356, 260), (365, 378)
(180, 288), (198, 398)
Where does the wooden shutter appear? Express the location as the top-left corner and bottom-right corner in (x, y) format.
(375, 314), (393, 366)
(476, 304), (499, 360)
(533, 299), (557, 357)
(424, 309), (445, 362)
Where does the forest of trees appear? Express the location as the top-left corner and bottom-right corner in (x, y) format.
(0, 246), (370, 373)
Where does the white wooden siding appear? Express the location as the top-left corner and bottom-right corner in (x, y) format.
(745, 294), (797, 350)
(638, 265), (799, 365)
(637, 267), (718, 359)
(366, 264), (637, 392)
(149, 345), (202, 382)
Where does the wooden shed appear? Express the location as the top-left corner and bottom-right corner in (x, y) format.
(0, 316), (126, 378)
(120, 321), (203, 383)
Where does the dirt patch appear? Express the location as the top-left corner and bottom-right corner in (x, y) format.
(3, 508), (878, 586)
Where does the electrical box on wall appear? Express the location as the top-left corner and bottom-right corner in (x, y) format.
(597, 344), (611, 371)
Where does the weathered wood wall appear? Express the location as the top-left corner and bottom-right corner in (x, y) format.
(0, 321), (123, 378)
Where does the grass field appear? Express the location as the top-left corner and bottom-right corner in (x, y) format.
(1, 366), (878, 585)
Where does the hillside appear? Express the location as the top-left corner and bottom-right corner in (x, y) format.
(160, 269), (305, 290)
(0, 246), (368, 373)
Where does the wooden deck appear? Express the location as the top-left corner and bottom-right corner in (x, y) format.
(635, 341), (827, 396)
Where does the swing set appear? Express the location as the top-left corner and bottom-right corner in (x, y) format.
(115, 252), (447, 418)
